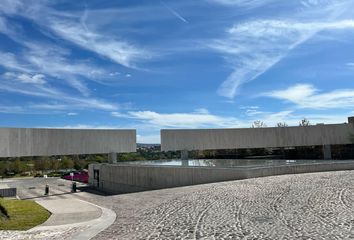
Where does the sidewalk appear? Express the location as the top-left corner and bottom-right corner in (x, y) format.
(33, 198), (116, 240)
(0, 194), (116, 240)
(36, 199), (102, 226)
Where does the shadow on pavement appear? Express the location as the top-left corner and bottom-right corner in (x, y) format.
(77, 186), (118, 196)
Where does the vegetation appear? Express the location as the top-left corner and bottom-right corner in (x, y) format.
(0, 198), (50, 230)
(252, 120), (267, 128)
(0, 146), (179, 178)
(299, 118), (311, 126)
(277, 122), (288, 127)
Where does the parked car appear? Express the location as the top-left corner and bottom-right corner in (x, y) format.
(61, 171), (88, 183)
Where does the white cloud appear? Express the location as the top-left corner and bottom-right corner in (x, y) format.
(0, 105), (24, 114)
(109, 71), (120, 76)
(0, 80), (118, 111)
(264, 84), (354, 109)
(209, 0), (354, 98)
(67, 112), (78, 116)
(127, 111), (233, 128)
(0, 1), (151, 68)
(0, 19), (123, 108)
(112, 109), (241, 128)
(160, 1), (188, 23)
(3, 72), (46, 84)
(137, 134), (160, 144)
(0, 44), (96, 96)
(208, 0), (274, 8)
(245, 109), (266, 116)
(48, 20), (150, 68)
(46, 124), (119, 130)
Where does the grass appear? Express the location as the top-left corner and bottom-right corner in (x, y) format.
(0, 198), (50, 230)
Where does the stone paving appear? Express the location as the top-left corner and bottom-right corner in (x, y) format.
(90, 170), (354, 240)
(0, 226), (89, 240)
(3, 171), (354, 239)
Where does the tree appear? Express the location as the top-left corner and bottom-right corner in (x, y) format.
(34, 157), (51, 173)
(51, 159), (60, 171)
(61, 156), (74, 170)
(277, 122), (288, 127)
(252, 120), (267, 128)
(299, 118), (311, 126)
(10, 158), (22, 174)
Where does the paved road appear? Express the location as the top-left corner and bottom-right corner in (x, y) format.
(5, 177), (87, 200)
(0, 178), (115, 240)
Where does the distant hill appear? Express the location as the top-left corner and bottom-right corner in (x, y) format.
(137, 143), (161, 148)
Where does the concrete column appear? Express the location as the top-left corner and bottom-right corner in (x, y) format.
(181, 160), (189, 166)
(108, 152), (117, 164)
(349, 116), (354, 125)
(181, 150), (189, 160)
(323, 145), (332, 160)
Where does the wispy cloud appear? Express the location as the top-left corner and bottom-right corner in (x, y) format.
(3, 72), (46, 84)
(112, 109), (241, 128)
(48, 19), (150, 68)
(0, 76), (118, 111)
(0, 1), (151, 68)
(0, 6), (126, 110)
(160, 1), (188, 23)
(264, 84), (354, 109)
(208, 0), (275, 8)
(209, 0), (354, 98)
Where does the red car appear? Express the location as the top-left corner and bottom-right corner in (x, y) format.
(61, 171), (88, 183)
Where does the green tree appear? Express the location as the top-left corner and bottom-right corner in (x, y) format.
(10, 158), (22, 174)
(34, 157), (51, 173)
(61, 156), (74, 169)
(51, 159), (60, 171)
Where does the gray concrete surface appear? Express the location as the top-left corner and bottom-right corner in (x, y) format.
(0, 128), (136, 157)
(36, 199), (102, 226)
(89, 160), (354, 193)
(89, 170), (354, 239)
(3, 172), (354, 239)
(161, 117), (354, 151)
(0, 178), (116, 240)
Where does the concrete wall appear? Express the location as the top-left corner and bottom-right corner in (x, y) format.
(0, 128), (136, 157)
(89, 161), (354, 194)
(161, 121), (354, 151)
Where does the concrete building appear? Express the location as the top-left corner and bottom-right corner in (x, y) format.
(89, 161), (354, 194)
(0, 128), (136, 158)
(161, 117), (354, 159)
(89, 117), (354, 194)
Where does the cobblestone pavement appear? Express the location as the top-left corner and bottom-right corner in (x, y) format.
(89, 171), (354, 240)
(0, 226), (90, 240)
(3, 171), (354, 239)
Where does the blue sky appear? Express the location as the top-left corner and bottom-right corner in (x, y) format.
(0, 0), (354, 143)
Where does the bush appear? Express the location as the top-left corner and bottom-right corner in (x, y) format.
(34, 173), (43, 178)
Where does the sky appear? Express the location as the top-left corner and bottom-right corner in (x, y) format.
(0, 0), (354, 143)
